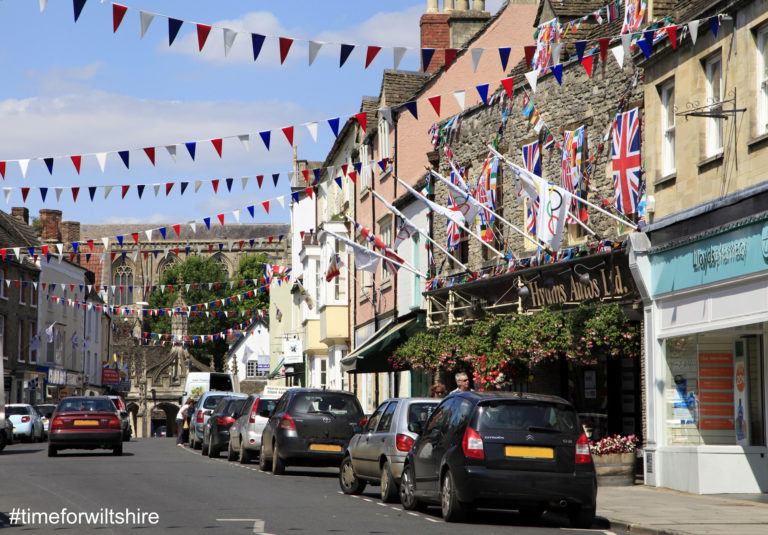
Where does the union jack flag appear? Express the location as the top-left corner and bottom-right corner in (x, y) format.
(446, 193), (462, 250)
(265, 264), (290, 279)
(612, 107), (642, 215)
(521, 141), (541, 177)
(354, 221), (403, 274)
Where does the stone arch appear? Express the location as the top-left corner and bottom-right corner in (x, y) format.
(212, 253), (233, 278)
(126, 401), (139, 438)
(158, 255), (179, 279)
(111, 258), (137, 306)
(151, 402), (179, 437)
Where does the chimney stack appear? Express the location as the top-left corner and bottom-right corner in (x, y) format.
(39, 209), (62, 242)
(61, 221), (81, 245)
(11, 207), (29, 225)
(420, 0), (490, 73)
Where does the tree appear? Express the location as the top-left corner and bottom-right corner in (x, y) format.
(143, 254), (270, 370)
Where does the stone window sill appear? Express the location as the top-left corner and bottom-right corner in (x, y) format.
(654, 172), (676, 187)
(697, 151), (724, 170)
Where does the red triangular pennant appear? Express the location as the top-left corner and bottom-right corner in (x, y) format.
(121, 185), (130, 199)
(348, 171), (357, 184)
(132, 233), (139, 244)
(71, 155), (82, 174)
(217, 213), (225, 225)
(197, 24), (212, 51)
(279, 37), (293, 64)
(302, 169), (310, 183)
(71, 187), (80, 202)
(144, 147), (156, 165)
(256, 175), (264, 188)
(341, 164), (348, 176)
(87, 239), (94, 251)
(666, 25), (678, 49)
(354, 112), (367, 133)
(365, 46), (381, 68)
(282, 126), (294, 146)
(262, 201), (270, 214)
(165, 182), (173, 195)
(305, 187), (313, 199)
(581, 55), (594, 78)
(444, 48), (458, 71)
(599, 38), (610, 63)
(212, 179), (220, 193)
(21, 188), (29, 202)
(173, 224), (181, 236)
(112, 3), (127, 33)
(501, 77), (515, 99)
(211, 138), (223, 157)
(428, 95), (441, 116)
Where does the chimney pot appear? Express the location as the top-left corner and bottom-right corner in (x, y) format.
(39, 209), (62, 242)
(11, 207), (29, 225)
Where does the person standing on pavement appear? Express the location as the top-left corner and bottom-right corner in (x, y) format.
(430, 382), (447, 398)
(451, 372), (474, 393)
(176, 399), (194, 446)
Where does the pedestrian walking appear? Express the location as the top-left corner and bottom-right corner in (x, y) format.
(430, 382), (447, 398)
(176, 398), (194, 446)
(450, 372), (474, 393)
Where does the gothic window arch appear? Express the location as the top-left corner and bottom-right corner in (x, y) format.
(113, 264), (134, 306)
(212, 254), (231, 278)
(159, 256), (179, 278)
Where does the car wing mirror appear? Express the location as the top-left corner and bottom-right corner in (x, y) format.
(408, 421), (423, 435)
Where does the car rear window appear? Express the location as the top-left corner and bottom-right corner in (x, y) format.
(291, 393), (362, 418)
(476, 402), (579, 434)
(256, 398), (278, 414)
(408, 402), (439, 426)
(7, 406), (29, 416)
(228, 400), (246, 414)
(37, 407), (55, 418)
(58, 399), (116, 412)
(203, 395), (229, 409)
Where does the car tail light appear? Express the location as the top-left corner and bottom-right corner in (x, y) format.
(106, 416), (121, 429)
(279, 414), (296, 431)
(358, 417), (367, 428)
(249, 398), (260, 424)
(575, 433), (592, 464)
(196, 409), (204, 423)
(217, 416), (236, 426)
(462, 427), (484, 460)
(21, 416), (30, 423)
(395, 433), (414, 452)
(51, 417), (64, 429)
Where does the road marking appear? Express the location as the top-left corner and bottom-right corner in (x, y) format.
(407, 512), (419, 517)
(216, 518), (270, 534)
(425, 517), (439, 523)
(377, 503), (388, 507)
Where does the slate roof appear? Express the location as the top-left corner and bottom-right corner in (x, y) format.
(80, 223), (290, 243)
(535, 0), (610, 26)
(379, 70), (434, 109)
(0, 210), (41, 249)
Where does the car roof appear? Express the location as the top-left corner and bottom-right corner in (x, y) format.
(286, 388), (356, 395)
(448, 391), (571, 405)
(6, 403), (33, 407)
(381, 397), (440, 404)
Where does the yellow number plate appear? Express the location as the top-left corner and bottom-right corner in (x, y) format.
(505, 446), (553, 459)
(309, 444), (342, 452)
(74, 420), (99, 426)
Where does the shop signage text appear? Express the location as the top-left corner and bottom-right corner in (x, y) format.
(692, 240), (747, 272)
(529, 265), (632, 308)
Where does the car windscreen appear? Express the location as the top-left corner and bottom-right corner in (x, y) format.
(58, 399), (117, 412)
(7, 406), (29, 416)
(203, 395), (228, 409)
(227, 399), (246, 415)
(256, 398), (278, 414)
(37, 407), (55, 418)
(476, 401), (579, 434)
(291, 393), (363, 418)
(408, 402), (439, 426)
(210, 373), (233, 391)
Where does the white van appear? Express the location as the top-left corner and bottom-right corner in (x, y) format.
(180, 372), (236, 406)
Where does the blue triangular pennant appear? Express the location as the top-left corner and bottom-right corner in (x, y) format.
(117, 235), (123, 246)
(340, 44), (355, 67)
(247, 205), (255, 218)
(638, 33), (653, 59)
(72, 242), (79, 253)
(180, 182), (188, 195)
(118, 150), (129, 168)
(272, 173), (279, 186)
(421, 48), (436, 71)
(551, 64), (563, 85)
(575, 41), (587, 62)
(259, 131), (271, 150)
(498, 47), (511, 71)
(44, 158), (54, 174)
(88, 186), (96, 201)
(251, 33), (266, 61)
(335, 177), (342, 189)
(226, 177), (234, 192)
(159, 227), (167, 239)
(313, 168), (321, 183)
(354, 161), (362, 174)
(40, 187), (48, 202)
(709, 16), (719, 37)
(168, 18), (183, 46)
(328, 118), (340, 138)
(137, 184), (145, 198)
(404, 101), (418, 119)
(203, 217), (211, 229)
(291, 192), (299, 203)
(185, 142), (196, 160)
(73, 0), (87, 22)
(476, 83), (489, 104)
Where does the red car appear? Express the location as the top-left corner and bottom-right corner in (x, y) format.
(48, 396), (124, 457)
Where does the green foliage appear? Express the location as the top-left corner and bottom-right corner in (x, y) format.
(143, 254), (270, 370)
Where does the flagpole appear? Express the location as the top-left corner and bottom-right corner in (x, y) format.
(370, 190), (471, 272)
(397, 177), (507, 260)
(321, 230), (428, 278)
(487, 145), (638, 230)
(429, 169), (549, 251)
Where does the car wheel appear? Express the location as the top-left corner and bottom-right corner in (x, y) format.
(201, 435), (209, 456)
(380, 461), (398, 503)
(227, 439), (237, 462)
(339, 456), (366, 495)
(259, 443), (271, 472)
(239, 441), (251, 464)
(568, 504), (595, 529)
(47, 444), (57, 457)
(113, 443), (123, 456)
(518, 506), (544, 524)
(123, 429), (130, 442)
(0, 432), (6, 452)
(209, 441), (220, 458)
(272, 442), (286, 475)
(441, 470), (467, 522)
(193, 435), (201, 450)
(400, 464), (424, 511)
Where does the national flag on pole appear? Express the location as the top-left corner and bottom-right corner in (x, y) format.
(521, 141), (541, 234)
(606, 0), (621, 23)
(45, 323), (55, 343)
(353, 221), (404, 274)
(521, 141), (541, 177)
(325, 254), (343, 282)
(475, 154), (498, 243)
(611, 107), (642, 215)
(622, 0), (647, 34)
(534, 178), (571, 251)
(532, 18), (559, 73)
(446, 193), (462, 250)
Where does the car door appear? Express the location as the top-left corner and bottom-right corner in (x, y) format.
(423, 397), (464, 494)
(373, 401), (398, 469)
(264, 392), (290, 456)
(232, 395), (255, 451)
(411, 402), (449, 493)
(351, 402), (388, 478)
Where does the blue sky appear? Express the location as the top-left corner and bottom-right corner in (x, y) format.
(0, 0), (503, 228)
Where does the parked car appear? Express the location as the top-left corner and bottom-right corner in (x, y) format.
(340, 398), (440, 502)
(35, 404), (57, 440)
(259, 389), (365, 475)
(228, 394), (280, 463)
(399, 391), (597, 526)
(6, 404), (44, 442)
(0, 418), (13, 451)
(157, 425), (167, 437)
(202, 394), (248, 458)
(189, 391), (240, 450)
(48, 396), (124, 456)
(105, 395), (131, 441)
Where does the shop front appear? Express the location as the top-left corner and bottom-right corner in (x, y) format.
(635, 215), (768, 493)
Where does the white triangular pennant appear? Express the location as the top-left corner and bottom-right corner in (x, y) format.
(551, 42), (562, 66)
(276, 196), (285, 209)
(309, 41), (323, 66)
(165, 145), (177, 162)
(452, 90), (466, 110)
(39, 0), (48, 12)
(153, 183), (160, 197)
(306, 122), (318, 142)
(189, 223), (197, 233)
(611, 45), (625, 68)
(471, 48), (483, 72)
(186, 284), (191, 293)
(3, 188), (11, 203)
(19, 159), (29, 178)
(102, 237), (109, 249)
(524, 70), (538, 92)
(238, 134), (250, 152)
(393, 47), (407, 70)
(56, 243), (63, 255)
(241, 176), (249, 190)
(223, 28), (237, 57)
(194, 180), (203, 193)
(140, 11), (155, 39)
(228, 241), (233, 252)
(621, 33), (632, 59)
(95, 153), (107, 172)
(55, 187), (63, 201)
(163, 248), (169, 258)
(104, 185), (113, 199)
(145, 230), (153, 242)
(379, 107), (393, 126)
(132, 250), (138, 262)
(689, 20), (699, 46)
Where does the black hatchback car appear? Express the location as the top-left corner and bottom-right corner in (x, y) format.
(259, 389), (365, 475)
(399, 391), (597, 526)
(202, 396), (248, 458)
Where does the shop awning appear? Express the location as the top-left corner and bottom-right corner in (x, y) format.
(341, 318), (420, 374)
(267, 358), (285, 379)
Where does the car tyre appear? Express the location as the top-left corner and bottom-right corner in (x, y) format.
(239, 441), (251, 464)
(272, 442), (286, 475)
(259, 443), (271, 472)
(209, 441), (220, 458)
(569, 504), (595, 529)
(380, 460), (398, 503)
(227, 439), (237, 462)
(47, 444), (57, 457)
(0, 432), (6, 452)
(113, 443), (123, 456)
(400, 464), (425, 512)
(441, 470), (467, 522)
(339, 455), (366, 495)
(123, 428), (130, 442)
(201, 435), (209, 456)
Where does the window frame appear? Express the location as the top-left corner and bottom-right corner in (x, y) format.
(378, 117), (390, 161)
(378, 216), (393, 286)
(359, 144), (371, 192)
(660, 79), (676, 176)
(705, 53), (724, 157)
(0, 269), (7, 300)
(0, 314), (6, 360)
(758, 26), (768, 135)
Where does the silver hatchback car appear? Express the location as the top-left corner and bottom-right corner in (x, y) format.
(227, 394), (279, 463)
(340, 397), (439, 502)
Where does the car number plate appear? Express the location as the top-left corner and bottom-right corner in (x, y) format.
(505, 446), (553, 459)
(74, 420), (99, 426)
(309, 444), (342, 452)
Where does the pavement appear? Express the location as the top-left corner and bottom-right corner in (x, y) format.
(597, 484), (768, 535)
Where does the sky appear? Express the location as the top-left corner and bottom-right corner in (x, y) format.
(0, 0), (504, 229)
